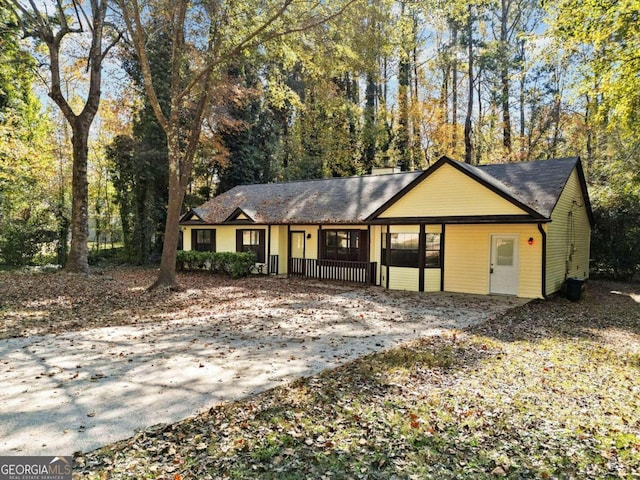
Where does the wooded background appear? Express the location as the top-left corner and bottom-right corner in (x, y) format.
(0, 0), (638, 282)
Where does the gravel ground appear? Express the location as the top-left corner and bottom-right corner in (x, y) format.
(0, 270), (525, 456)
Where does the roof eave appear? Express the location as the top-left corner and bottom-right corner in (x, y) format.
(552, 157), (594, 228)
(368, 215), (551, 225)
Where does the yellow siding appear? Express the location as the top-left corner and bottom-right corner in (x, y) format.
(370, 225), (383, 285)
(379, 163), (527, 218)
(424, 269), (440, 292)
(389, 224), (420, 234)
(444, 224), (543, 298)
(546, 169), (591, 294)
(214, 226), (240, 252)
(269, 226), (288, 274)
(389, 267), (420, 291)
(181, 226), (217, 251)
(289, 225), (319, 259)
(182, 225), (268, 255)
(182, 227), (192, 250)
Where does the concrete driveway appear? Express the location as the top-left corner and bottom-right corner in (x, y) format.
(0, 282), (525, 456)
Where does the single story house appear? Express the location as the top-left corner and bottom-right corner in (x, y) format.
(179, 156), (592, 298)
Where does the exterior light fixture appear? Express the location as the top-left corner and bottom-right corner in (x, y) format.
(528, 237), (534, 245)
(307, 233), (312, 239)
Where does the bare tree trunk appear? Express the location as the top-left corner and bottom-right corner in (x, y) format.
(584, 93), (593, 169)
(440, 65), (449, 126)
(8, 0), (115, 274)
(519, 39), (527, 158)
(411, 39), (424, 169)
(500, 0), (512, 153)
(451, 25), (458, 152)
(464, 4), (474, 164)
(150, 146), (185, 289)
(66, 126), (90, 272)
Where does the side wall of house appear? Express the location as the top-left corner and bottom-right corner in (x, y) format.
(444, 224), (543, 298)
(545, 169), (591, 294)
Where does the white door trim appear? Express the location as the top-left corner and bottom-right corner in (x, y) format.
(489, 234), (519, 295)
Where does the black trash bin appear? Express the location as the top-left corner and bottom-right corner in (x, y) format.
(565, 277), (584, 301)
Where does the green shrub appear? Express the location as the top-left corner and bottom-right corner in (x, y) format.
(591, 186), (640, 280)
(0, 218), (52, 266)
(88, 247), (126, 267)
(176, 250), (256, 278)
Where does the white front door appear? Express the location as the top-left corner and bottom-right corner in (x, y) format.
(490, 235), (518, 295)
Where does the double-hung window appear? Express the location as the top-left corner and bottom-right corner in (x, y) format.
(192, 229), (216, 252)
(425, 233), (441, 268)
(237, 229), (265, 263)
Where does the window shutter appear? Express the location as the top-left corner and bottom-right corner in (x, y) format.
(236, 230), (243, 253)
(319, 230), (327, 259)
(258, 230), (266, 263)
(191, 230), (198, 251)
(210, 230), (216, 252)
(359, 230), (369, 262)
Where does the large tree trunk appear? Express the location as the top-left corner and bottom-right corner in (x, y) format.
(66, 124), (91, 273)
(149, 146), (186, 290)
(15, 0), (112, 274)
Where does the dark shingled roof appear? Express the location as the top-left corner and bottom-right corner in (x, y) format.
(184, 157), (584, 225)
(190, 171), (423, 224)
(467, 157), (580, 218)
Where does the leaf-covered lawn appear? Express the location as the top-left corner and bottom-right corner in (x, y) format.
(68, 279), (640, 479)
(0, 268), (357, 339)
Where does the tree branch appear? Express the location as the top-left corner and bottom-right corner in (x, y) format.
(117, 0), (170, 132)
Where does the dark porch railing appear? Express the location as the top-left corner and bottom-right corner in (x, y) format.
(269, 255), (279, 275)
(289, 258), (377, 285)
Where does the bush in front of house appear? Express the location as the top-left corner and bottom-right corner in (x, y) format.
(176, 250), (256, 278)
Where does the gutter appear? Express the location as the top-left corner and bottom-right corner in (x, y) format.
(538, 223), (548, 299)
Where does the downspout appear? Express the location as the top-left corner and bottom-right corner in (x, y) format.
(440, 224), (446, 292)
(267, 224), (272, 274)
(386, 225), (391, 290)
(287, 224), (291, 277)
(538, 223), (548, 299)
